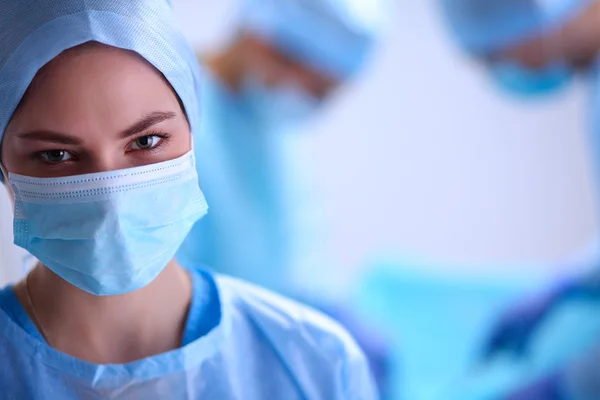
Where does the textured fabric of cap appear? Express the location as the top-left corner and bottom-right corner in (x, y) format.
(0, 0), (202, 144)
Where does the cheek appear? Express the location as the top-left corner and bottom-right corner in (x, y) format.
(169, 127), (192, 155)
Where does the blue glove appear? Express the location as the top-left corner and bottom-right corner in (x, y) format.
(481, 282), (574, 360)
(505, 373), (565, 400)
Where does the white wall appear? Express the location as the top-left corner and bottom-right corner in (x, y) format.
(303, 1), (598, 277)
(1, 0), (598, 286)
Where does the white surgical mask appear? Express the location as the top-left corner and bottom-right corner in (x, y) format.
(7, 151), (208, 296)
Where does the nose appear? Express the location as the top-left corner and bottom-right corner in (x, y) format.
(86, 151), (126, 174)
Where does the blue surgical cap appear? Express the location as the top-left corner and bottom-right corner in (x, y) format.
(240, 0), (390, 79)
(439, 0), (593, 54)
(0, 0), (201, 145)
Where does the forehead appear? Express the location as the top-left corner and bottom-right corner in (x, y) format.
(24, 43), (170, 100)
(6, 43), (182, 131)
(20, 43), (173, 107)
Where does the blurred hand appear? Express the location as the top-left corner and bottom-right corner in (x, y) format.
(481, 286), (567, 361)
(505, 373), (564, 400)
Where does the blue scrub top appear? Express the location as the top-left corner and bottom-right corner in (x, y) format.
(0, 271), (377, 399)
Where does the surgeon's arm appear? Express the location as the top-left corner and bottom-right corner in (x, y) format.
(505, 372), (564, 400)
(509, 344), (600, 400)
(481, 268), (600, 360)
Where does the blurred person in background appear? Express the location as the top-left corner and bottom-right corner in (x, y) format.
(439, 0), (600, 398)
(174, 0), (392, 395)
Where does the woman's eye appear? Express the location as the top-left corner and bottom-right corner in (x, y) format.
(130, 135), (163, 151)
(39, 150), (73, 164)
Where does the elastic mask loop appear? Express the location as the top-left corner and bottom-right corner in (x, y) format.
(0, 162), (15, 202)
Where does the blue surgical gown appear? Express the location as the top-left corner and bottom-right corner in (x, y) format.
(0, 269), (377, 399)
(176, 70), (321, 295)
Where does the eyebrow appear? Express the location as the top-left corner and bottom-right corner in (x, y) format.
(120, 111), (176, 139)
(16, 130), (83, 145)
(15, 111), (177, 145)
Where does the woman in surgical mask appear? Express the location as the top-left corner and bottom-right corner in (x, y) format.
(0, 2), (377, 399)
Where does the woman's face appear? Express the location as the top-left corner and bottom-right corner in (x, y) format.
(1, 43), (191, 179)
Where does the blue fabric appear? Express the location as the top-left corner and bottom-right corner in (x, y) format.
(438, 0), (592, 54)
(0, 273), (377, 399)
(175, 70), (390, 397)
(355, 262), (600, 400)
(240, 0), (389, 78)
(0, 2), (378, 398)
(505, 372), (566, 400)
(176, 71), (297, 294)
(0, 285), (40, 341)
(0, 268), (220, 347)
(0, 0), (201, 146)
(481, 266), (600, 364)
(239, 75), (320, 132)
(180, 269), (221, 347)
(489, 60), (573, 97)
(316, 302), (392, 399)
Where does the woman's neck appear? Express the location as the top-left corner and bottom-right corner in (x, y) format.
(14, 259), (193, 364)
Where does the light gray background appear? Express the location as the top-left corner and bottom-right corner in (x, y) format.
(1, 0), (597, 285)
